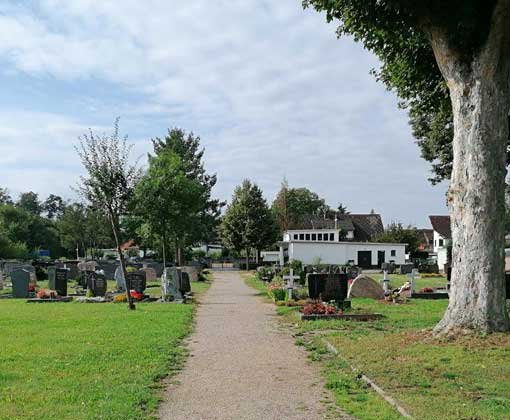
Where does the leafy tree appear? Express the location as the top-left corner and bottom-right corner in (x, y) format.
(337, 203), (349, 215)
(304, 0), (510, 333)
(220, 180), (279, 269)
(76, 119), (140, 310)
(43, 194), (66, 219)
(375, 223), (420, 256)
(145, 128), (223, 264)
(272, 181), (328, 231)
(17, 191), (41, 215)
(0, 188), (13, 205)
(134, 149), (206, 266)
(0, 203), (61, 257)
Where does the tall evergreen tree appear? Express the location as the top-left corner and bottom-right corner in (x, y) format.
(145, 128), (221, 264)
(220, 180), (279, 269)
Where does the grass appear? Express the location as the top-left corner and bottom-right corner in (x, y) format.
(369, 273), (447, 290)
(246, 274), (510, 420)
(0, 279), (211, 420)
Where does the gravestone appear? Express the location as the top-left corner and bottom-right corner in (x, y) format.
(11, 269), (31, 298)
(181, 266), (199, 282)
(90, 273), (107, 297)
(323, 273), (349, 302)
(78, 261), (97, 273)
(97, 262), (116, 280)
(127, 271), (146, 294)
(180, 271), (191, 295)
(307, 273), (329, 300)
(48, 267), (69, 296)
(506, 273), (510, 300)
(162, 267), (183, 300)
(348, 274), (384, 299)
(140, 267), (157, 282)
(114, 266), (127, 291)
(400, 264), (414, 275)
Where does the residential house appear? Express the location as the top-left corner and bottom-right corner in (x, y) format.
(429, 215), (451, 271)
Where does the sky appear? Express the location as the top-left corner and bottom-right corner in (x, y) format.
(0, 0), (448, 227)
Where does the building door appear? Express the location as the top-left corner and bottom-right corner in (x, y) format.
(377, 251), (385, 268)
(357, 251), (372, 268)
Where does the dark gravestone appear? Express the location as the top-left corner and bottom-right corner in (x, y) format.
(48, 267), (68, 296)
(11, 269), (31, 298)
(323, 273), (348, 302)
(506, 273), (510, 300)
(400, 264), (414, 275)
(90, 273), (107, 297)
(307, 273), (328, 300)
(180, 271), (191, 295)
(127, 271), (146, 294)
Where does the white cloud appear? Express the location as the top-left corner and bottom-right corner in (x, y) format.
(0, 0), (448, 225)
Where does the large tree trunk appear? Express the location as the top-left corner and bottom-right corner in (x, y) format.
(429, 6), (510, 334)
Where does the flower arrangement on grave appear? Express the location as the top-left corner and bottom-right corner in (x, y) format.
(130, 290), (145, 301)
(267, 278), (286, 302)
(113, 294), (127, 303)
(301, 300), (342, 315)
(420, 287), (434, 293)
(36, 289), (58, 299)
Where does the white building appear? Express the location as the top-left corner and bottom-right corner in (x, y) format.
(429, 215), (451, 271)
(279, 239), (406, 268)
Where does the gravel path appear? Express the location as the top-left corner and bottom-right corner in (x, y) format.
(158, 271), (349, 420)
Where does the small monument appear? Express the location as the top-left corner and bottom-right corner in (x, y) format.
(48, 267), (69, 296)
(11, 269), (31, 298)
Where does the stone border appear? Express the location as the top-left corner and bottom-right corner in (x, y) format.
(411, 292), (449, 300)
(301, 313), (384, 321)
(322, 338), (413, 419)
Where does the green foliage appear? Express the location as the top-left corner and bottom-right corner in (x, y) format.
(134, 128), (222, 263)
(0, 203), (61, 258)
(42, 194), (65, 219)
(220, 179), (279, 255)
(302, 0), (501, 184)
(375, 222), (421, 255)
(272, 179), (329, 231)
(16, 191), (42, 215)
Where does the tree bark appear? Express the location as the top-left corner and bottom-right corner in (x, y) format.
(110, 214), (135, 310)
(429, 5), (510, 333)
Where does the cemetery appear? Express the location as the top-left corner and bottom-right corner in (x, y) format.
(2, 2), (510, 419)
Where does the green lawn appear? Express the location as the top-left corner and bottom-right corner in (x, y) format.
(247, 274), (510, 420)
(370, 273), (447, 290)
(0, 279), (211, 420)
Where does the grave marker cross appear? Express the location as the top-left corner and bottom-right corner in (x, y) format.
(283, 269), (300, 300)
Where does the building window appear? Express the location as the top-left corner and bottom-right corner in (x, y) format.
(439, 239), (444, 247)
(293, 234), (298, 240)
(305, 234), (310, 241)
(299, 234), (304, 240)
(329, 233), (334, 241)
(324, 234), (328, 241)
(318, 233), (323, 240)
(391, 250), (396, 257)
(312, 234), (317, 241)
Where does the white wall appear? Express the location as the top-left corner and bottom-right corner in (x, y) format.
(437, 247), (448, 271)
(287, 242), (406, 266)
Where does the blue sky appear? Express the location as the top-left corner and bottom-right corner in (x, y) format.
(0, 0), (447, 227)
